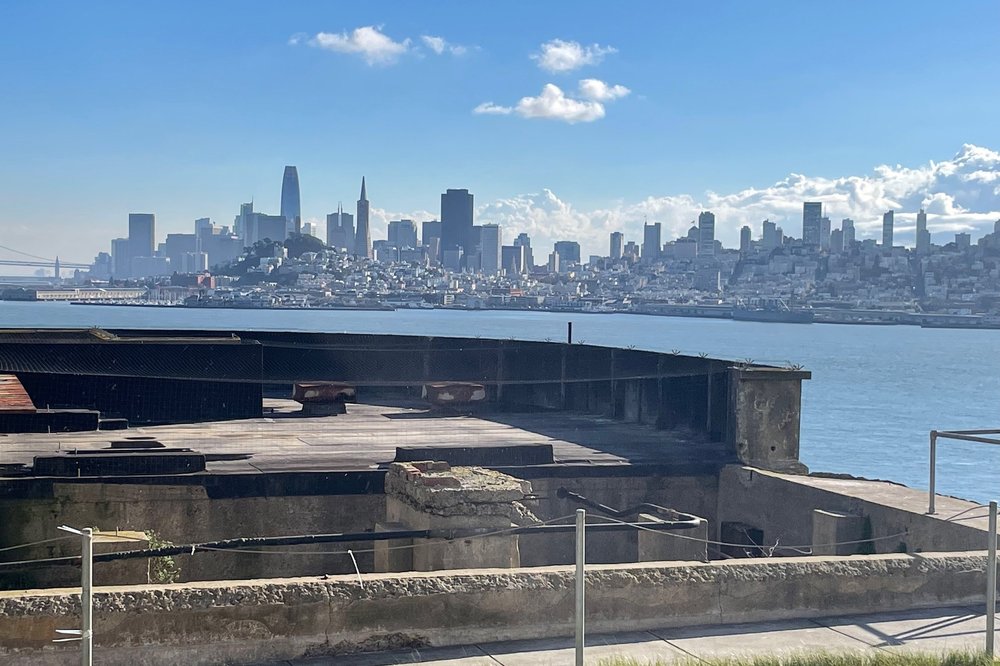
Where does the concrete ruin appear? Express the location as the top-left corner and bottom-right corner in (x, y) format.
(0, 328), (995, 662)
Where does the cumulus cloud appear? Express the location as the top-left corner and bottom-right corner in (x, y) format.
(475, 145), (1000, 258)
(420, 35), (467, 56)
(300, 26), (411, 66)
(474, 79), (629, 124)
(532, 39), (617, 73)
(578, 78), (630, 101)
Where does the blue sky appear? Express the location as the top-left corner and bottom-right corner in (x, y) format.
(2, 1), (999, 264)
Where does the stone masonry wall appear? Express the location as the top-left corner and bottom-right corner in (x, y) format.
(0, 551), (991, 665)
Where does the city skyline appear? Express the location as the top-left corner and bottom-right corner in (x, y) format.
(2, 2), (999, 268)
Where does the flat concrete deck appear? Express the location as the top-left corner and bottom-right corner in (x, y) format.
(0, 399), (731, 477)
(305, 606), (996, 665)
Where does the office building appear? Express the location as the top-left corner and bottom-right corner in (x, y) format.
(514, 233), (534, 270)
(761, 220), (780, 250)
(739, 226), (752, 253)
(642, 223), (661, 263)
(916, 209), (930, 254)
(553, 240), (581, 265)
(326, 205), (355, 253)
(842, 219), (856, 247)
(820, 217), (832, 250)
(479, 223), (502, 276)
(802, 202), (822, 247)
(180, 252), (209, 274)
(422, 221), (442, 262)
(698, 211), (716, 257)
(280, 166), (301, 237)
(131, 255), (171, 279)
(623, 241), (640, 263)
(441, 189), (474, 265)
(610, 231), (624, 261)
(355, 178), (372, 259)
(882, 210), (894, 249)
(502, 245), (526, 274)
(128, 213), (155, 270)
(163, 233), (197, 268)
(111, 238), (130, 278)
(830, 228), (845, 254)
(302, 221), (318, 238)
(956, 232), (971, 250)
(388, 220), (419, 249)
(236, 202), (286, 247)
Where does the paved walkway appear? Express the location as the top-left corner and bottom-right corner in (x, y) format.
(288, 606), (995, 665)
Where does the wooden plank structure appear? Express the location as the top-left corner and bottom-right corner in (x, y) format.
(0, 374), (35, 414)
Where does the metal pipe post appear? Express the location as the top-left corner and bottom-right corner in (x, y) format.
(567, 321), (573, 345)
(988, 501), (997, 658)
(81, 527), (93, 666)
(575, 508), (585, 666)
(928, 431), (937, 514)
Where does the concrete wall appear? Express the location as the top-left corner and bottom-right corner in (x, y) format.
(0, 482), (385, 589)
(1, 552), (991, 665)
(717, 466), (988, 556)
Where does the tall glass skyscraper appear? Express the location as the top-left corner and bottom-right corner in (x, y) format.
(441, 189), (474, 264)
(802, 202), (822, 246)
(280, 166), (301, 237)
(882, 210), (894, 249)
(697, 211), (716, 257)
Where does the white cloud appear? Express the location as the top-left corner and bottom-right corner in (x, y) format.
(578, 78), (630, 101)
(473, 102), (513, 115)
(515, 84), (605, 123)
(304, 26), (411, 66)
(420, 35), (467, 56)
(532, 39), (617, 73)
(475, 145), (1000, 258)
(474, 80), (630, 124)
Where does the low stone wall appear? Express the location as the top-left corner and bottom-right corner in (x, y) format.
(0, 551), (990, 665)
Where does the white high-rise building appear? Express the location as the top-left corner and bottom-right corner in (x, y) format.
(479, 224), (502, 276)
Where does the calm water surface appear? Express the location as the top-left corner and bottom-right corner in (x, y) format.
(2, 301), (998, 503)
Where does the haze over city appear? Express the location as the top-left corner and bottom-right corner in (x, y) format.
(2, 1), (1000, 265)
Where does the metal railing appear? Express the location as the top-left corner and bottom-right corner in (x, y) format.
(928, 429), (1000, 514)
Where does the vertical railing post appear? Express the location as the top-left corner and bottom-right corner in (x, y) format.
(575, 508), (585, 666)
(81, 527), (93, 666)
(567, 321), (573, 345)
(928, 431), (938, 514)
(988, 501), (997, 658)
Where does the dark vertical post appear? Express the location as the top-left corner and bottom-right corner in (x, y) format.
(567, 321), (573, 344)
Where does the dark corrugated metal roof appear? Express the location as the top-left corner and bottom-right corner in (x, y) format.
(0, 374), (35, 413)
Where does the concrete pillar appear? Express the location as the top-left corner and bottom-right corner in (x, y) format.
(375, 461), (535, 573)
(726, 367), (811, 474)
(812, 509), (869, 556)
(637, 514), (708, 563)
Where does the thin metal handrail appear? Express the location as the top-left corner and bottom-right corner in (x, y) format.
(928, 429), (1000, 514)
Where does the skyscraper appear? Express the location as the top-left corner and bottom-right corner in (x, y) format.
(280, 166), (301, 237)
(739, 225), (752, 253)
(479, 224), (502, 276)
(388, 220), (419, 248)
(642, 222), (661, 262)
(698, 211), (716, 257)
(355, 178), (372, 259)
(326, 204), (355, 253)
(820, 216), (832, 250)
(882, 210), (894, 249)
(514, 233), (533, 270)
(916, 208), (930, 254)
(610, 231), (623, 261)
(128, 213), (155, 257)
(842, 218), (856, 247)
(762, 220), (780, 249)
(111, 237), (129, 278)
(553, 240), (581, 265)
(422, 220), (442, 262)
(501, 245), (525, 274)
(802, 202), (822, 246)
(441, 189), (474, 264)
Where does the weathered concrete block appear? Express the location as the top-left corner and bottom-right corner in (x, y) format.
(373, 522), (413, 573)
(812, 509), (869, 556)
(292, 382), (356, 403)
(726, 368), (810, 474)
(637, 513), (708, 563)
(421, 383), (486, 407)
